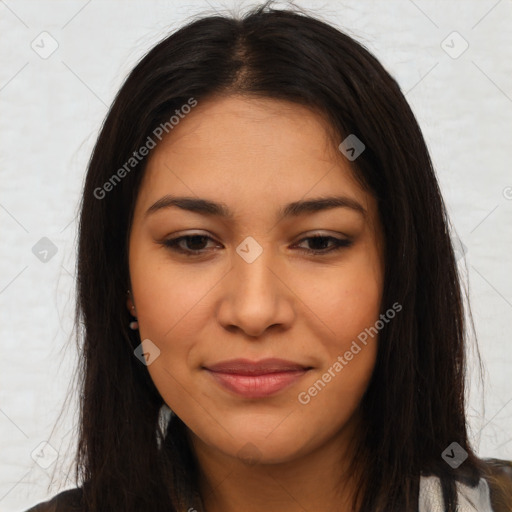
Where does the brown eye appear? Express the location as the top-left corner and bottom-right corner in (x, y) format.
(163, 234), (221, 255)
(294, 235), (352, 254)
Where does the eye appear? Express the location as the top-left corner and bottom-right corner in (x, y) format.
(162, 234), (221, 256)
(293, 235), (353, 255)
(161, 233), (352, 257)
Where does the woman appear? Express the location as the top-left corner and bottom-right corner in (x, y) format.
(25, 2), (512, 511)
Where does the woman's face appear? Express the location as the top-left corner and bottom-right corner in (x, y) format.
(128, 95), (384, 464)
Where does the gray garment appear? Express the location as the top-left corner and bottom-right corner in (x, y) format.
(419, 475), (493, 511)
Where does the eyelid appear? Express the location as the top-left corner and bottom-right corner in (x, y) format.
(294, 229), (352, 241)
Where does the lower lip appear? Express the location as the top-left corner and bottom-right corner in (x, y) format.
(206, 370), (309, 398)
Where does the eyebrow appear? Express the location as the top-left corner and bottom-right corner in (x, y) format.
(144, 194), (366, 220)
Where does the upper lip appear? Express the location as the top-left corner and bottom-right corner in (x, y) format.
(204, 358), (311, 375)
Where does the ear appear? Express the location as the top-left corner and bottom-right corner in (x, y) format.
(126, 290), (136, 316)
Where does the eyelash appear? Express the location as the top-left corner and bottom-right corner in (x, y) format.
(161, 234), (353, 257)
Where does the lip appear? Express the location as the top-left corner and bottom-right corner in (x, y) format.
(204, 358), (311, 398)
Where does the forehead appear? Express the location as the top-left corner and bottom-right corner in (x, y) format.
(136, 95), (373, 220)
(147, 94), (341, 167)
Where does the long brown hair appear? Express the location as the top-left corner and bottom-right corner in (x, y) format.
(72, 2), (488, 510)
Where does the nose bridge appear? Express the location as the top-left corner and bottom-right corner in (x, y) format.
(219, 235), (292, 336)
(233, 235), (278, 304)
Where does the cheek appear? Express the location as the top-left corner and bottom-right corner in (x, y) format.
(294, 251), (382, 348)
(294, 278), (380, 434)
(130, 253), (221, 340)
(128, 251), (229, 404)
(293, 248), (382, 409)
(129, 259), (206, 412)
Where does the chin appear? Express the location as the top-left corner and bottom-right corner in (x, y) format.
(200, 419), (314, 465)
(234, 437), (308, 466)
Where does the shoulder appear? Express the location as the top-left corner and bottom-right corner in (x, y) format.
(480, 458), (512, 512)
(23, 487), (83, 512)
(420, 459), (512, 512)
(482, 457), (512, 480)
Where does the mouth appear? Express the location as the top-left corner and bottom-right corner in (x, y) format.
(203, 358), (312, 398)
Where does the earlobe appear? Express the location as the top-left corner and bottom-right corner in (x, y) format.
(126, 290), (139, 330)
(126, 290), (136, 315)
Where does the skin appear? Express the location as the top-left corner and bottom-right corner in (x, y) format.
(127, 95), (384, 512)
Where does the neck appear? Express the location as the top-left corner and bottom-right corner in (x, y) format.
(190, 415), (363, 512)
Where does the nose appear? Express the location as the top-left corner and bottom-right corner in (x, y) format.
(216, 241), (295, 339)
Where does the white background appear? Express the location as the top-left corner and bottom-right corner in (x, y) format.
(1, 1), (511, 510)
